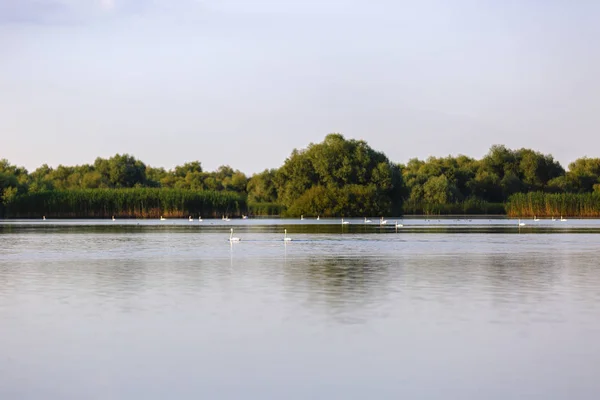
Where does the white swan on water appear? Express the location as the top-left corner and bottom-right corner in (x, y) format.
(380, 217), (388, 225)
(317, 215), (320, 220)
(342, 218), (350, 225)
(189, 216), (193, 221)
(229, 228), (240, 242)
(199, 216), (203, 222)
(160, 216), (166, 221)
(533, 216), (539, 221)
(112, 215), (116, 221)
(364, 217), (372, 223)
(284, 229), (292, 241)
(518, 219), (526, 226)
(560, 216), (567, 222)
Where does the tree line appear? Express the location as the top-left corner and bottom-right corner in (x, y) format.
(2, 134), (600, 218)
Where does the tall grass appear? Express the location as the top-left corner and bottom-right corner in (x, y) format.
(248, 202), (286, 216)
(506, 192), (600, 217)
(5, 188), (246, 218)
(403, 198), (505, 215)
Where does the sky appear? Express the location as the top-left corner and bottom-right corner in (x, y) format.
(1, 0), (599, 174)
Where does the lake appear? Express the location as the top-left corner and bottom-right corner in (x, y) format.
(1, 218), (600, 399)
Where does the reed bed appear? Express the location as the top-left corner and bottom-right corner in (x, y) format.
(402, 199), (505, 215)
(506, 192), (600, 217)
(4, 188), (246, 219)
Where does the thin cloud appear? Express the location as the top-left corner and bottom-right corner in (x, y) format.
(0, 0), (69, 24)
(0, 0), (204, 25)
(0, 0), (147, 25)
(99, 0), (115, 11)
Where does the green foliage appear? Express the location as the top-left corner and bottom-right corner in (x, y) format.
(403, 198), (505, 215)
(283, 184), (391, 217)
(248, 201), (286, 216)
(506, 192), (600, 217)
(4, 189), (246, 219)
(4, 137), (600, 218)
(565, 158), (600, 193)
(423, 175), (459, 204)
(401, 145), (565, 204)
(274, 134), (403, 216)
(247, 169), (278, 203)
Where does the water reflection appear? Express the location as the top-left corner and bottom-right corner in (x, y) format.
(2, 227), (600, 399)
(286, 255), (393, 324)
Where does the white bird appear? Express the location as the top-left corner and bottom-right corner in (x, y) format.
(112, 215), (116, 221)
(284, 229), (292, 241)
(229, 228), (240, 242)
(189, 216), (193, 221)
(242, 215), (248, 219)
(533, 216), (539, 221)
(342, 218), (350, 225)
(380, 217), (388, 225)
(42, 216), (46, 221)
(160, 216), (166, 221)
(198, 216), (203, 222)
(552, 216), (556, 221)
(364, 217), (372, 223)
(301, 215), (304, 221)
(395, 221), (403, 227)
(317, 215), (320, 220)
(560, 216), (567, 222)
(518, 219), (526, 226)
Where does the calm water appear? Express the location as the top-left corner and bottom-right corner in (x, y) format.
(2, 219), (600, 399)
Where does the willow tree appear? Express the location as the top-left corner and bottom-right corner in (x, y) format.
(273, 134), (403, 216)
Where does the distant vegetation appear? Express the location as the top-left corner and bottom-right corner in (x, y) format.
(2, 134), (600, 218)
(506, 192), (600, 218)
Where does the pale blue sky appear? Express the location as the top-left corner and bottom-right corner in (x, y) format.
(1, 0), (599, 173)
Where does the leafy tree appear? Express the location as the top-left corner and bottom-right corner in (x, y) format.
(423, 175), (459, 204)
(274, 133), (403, 215)
(566, 158), (600, 193)
(247, 169), (278, 203)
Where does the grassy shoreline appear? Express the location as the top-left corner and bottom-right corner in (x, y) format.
(3, 191), (600, 219)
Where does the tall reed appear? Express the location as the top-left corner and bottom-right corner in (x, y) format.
(402, 199), (505, 215)
(5, 188), (246, 218)
(506, 192), (600, 217)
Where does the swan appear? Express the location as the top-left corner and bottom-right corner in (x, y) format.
(380, 217), (388, 225)
(112, 215), (116, 221)
(160, 216), (166, 221)
(317, 215), (320, 220)
(189, 216), (193, 221)
(42, 216), (46, 221)
(395, 221), (403, 227)
(560, 216), (567, 222)
(518, 219), (526, 226)
(229, 228), (240, 242)
(284, 229), (292, 241)
(198, 216), (203, 222)
(533, 216), (539, 221)
(364, 217), (372, 223)
(242, 215), (248, 219)
(342, 218), (350, 225)
(301, 215), (304, 221)
(222, 215), (231, 221)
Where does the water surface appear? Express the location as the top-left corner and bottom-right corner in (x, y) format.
(1, 220), (600, 399)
